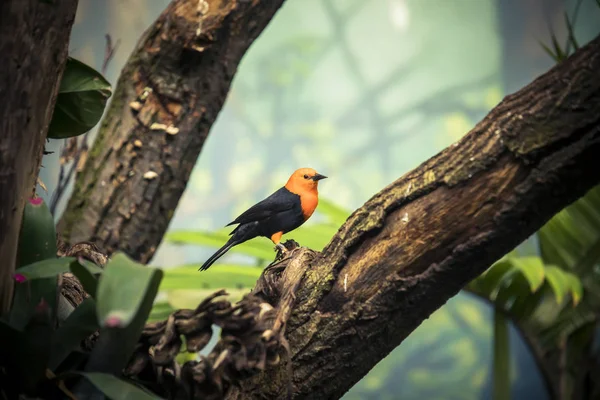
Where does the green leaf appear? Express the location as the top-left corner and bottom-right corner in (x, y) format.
(49, 298), (99, 370)
(17, 197), (57, 268)
(9, 279), (58, 330)
(565, 273), (584, 306)
(79, 372), (161, 400)
(10, 197), (58, 328)
(85, 253), (162, 375)
(539, 185), (600, 274)
(48, 57), (112, 139)
(21, 302), (54, 392)
(70, 260), (100, 298)
(96, 252), (163, 328)
(510, 256), (545, 292)
(468, 258), (514, 298)
(539, 40), (561, 63)
(148, 301), (175, 323)
(544, 265), (571, 305)
(546, 265), (583, 305)
(16, 257), (102, 281)
(159, 264), (261, 291)
(550, 30), (567, 61)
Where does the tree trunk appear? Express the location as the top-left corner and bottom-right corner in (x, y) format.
(0, 0), (79, 313)
(225, 33), (600, 399)
(57, 0), (286, 263)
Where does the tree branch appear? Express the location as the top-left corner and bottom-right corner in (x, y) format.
(57, 0), (286, 263)
(225, 33), (600, 399)
(0, 0), (79, 312)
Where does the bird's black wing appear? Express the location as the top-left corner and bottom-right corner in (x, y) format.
(226, 187), (299, 226)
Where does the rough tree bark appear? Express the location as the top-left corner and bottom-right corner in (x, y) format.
(224, 34), (600, 399)
(57, 0), (286, 263)
(0, 0), (79, 313)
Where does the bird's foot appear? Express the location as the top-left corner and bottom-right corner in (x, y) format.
(275, 243), (288, 260)
(274, 240), (301, 261)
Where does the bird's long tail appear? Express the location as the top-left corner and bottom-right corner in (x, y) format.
(199, 239), (238, 271)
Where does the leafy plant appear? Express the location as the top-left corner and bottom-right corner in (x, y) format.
(1, 197), (163, 400)
(465, 183), (600, 400)
(466, 253), (584, 400)
(47, 57), (112, 139)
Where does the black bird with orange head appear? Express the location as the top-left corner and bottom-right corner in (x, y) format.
(199, 168), (327, 271)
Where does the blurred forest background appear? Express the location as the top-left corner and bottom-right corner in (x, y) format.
(38, 0), (600, 399)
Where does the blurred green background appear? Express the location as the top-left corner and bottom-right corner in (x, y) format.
(38, 0), (600, 399)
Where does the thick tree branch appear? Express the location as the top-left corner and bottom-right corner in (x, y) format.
(226, 34), (600, 399)
(0, 0), (79, 312)
(57, 0), (286, 263)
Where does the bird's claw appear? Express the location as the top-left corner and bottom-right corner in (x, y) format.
(275, 243), (287, 252)
(275, 243), (288, 259)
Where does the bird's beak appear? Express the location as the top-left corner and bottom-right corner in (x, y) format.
(312, 173), (327, 181)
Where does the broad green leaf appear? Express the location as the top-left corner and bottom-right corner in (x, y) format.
(13, 197), (61, 329)
(9, 279), (58, 331)
(49, 298), (99, 370)
(96, 252), (163, 328)
(147, 301), (175, 323)
(159, 264), (261, 291)
(539, 185), (600, 274)
(510, 256), (545, 292)
(565, 273), (584, 306)
(508, 285), (546, 320)
(21, 302), (54, 392)
(493, 272), (530, 313)
(48, 57), (112, 139)
(468, 258), (515, 298)
(17, 197), (57, 268)
(544, 265), (571, 305)
(16, 257), (102, 281)
(79, 372), (161, 400)
(87, 253), (162, 374)
(70, 260), (100, 298)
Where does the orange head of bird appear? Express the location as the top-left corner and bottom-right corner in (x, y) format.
(285, 168), (327, 195)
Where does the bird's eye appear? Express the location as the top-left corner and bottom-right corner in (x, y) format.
(303, 174), (309, 179)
